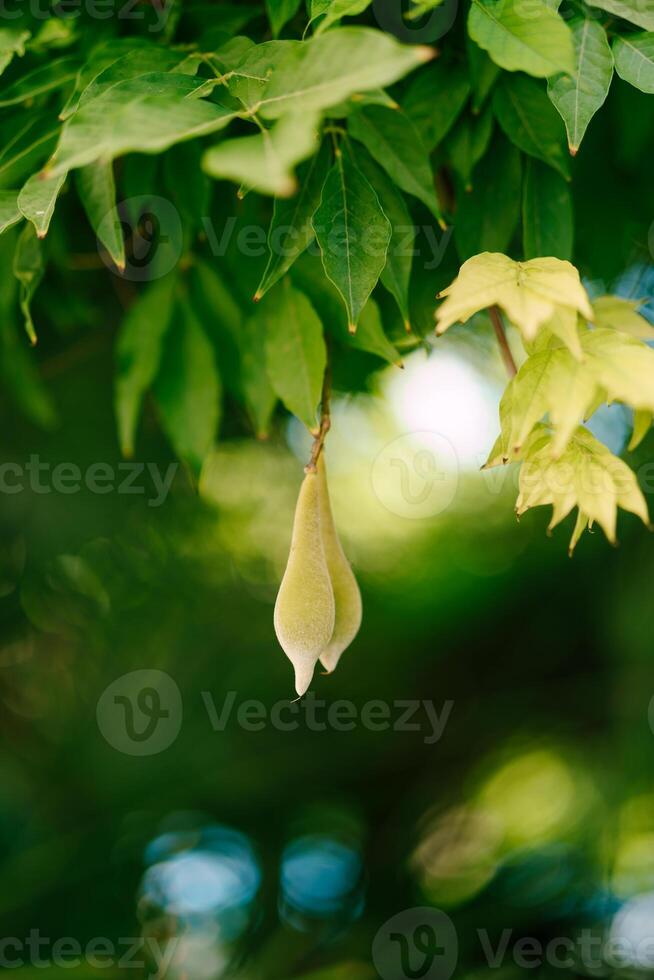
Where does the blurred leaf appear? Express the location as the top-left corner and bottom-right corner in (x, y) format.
(468, 0), (575, 77)
(0, 28), (30, 76)
(202, 111), (321, 197)
(592, 295), (654, 338)
(586, 0), (654, 30)
(227, 40), (295, 111)
(263, 279), (326, 429)
(76, 161), (125, 270)
(0, 56), (78, 108)
(163, 140), (211, 227)
(18, 170), (67, 238)
(348, 104), (442, 220)
(12, 223), (43, 344)
(522, 158), (573, 260)
(493, 73), (570, 178)
(402, 60), (471, 150)
(0, 113), (59, 190)
(114, 275), (177, 456)
(313, 149), (391, 331)
(350, 296), (402, 365)
(467, 35), (500, 111)
(352, 142), (414, 331)
(613, 32), (654, 93)
(446, 108), (494, 188)
(629, 408), (652, 449)
(266, 0), (303, 36)
(256, 27), (434, 119)
(454, 133), (521, 260)
(548, 18), (614, 153)
(311, 0), (373, 34)
(154, 302), (222, 472)
(0, 190), (21, 234)
(0, 316), (56, 429)
(256, 140), (332, 300)
(48, 74), (237, 176)
(240, 312), (279, 437)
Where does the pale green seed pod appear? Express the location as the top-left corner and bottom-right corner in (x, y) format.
(317, 454), (362, 673)
(274, 470), (335, 696)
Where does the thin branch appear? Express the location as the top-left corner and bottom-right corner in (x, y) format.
(305, 350), (332, 473)
(489, 305), (517, 378)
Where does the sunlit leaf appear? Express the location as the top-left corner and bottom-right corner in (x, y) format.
(18, 171), (67, 238)
(592, 295), (654, 338)
(515, 424), (649, 551)
(0, 190), (21, 234)
(0, 29), (30, 77)
(586, 0), (654, 31)
(436, 252), (593, 349)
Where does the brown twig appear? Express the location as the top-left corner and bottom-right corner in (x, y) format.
(489, 305), (517, 377)
(305, 352), (332, 473)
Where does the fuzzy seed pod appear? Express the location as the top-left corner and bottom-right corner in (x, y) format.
(317, 454), (362, 673)
(274, 471), (335, 696)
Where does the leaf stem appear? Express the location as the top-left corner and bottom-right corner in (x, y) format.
(305, 349), (332, 473)
(489, 305), (517, 377)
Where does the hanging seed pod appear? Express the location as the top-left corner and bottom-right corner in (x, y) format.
(316, 453), (362, 673)
(274, 470), (335, 696)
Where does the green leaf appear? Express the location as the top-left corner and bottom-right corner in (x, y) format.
(0, 29), (30, 77)
(255, 27), (434, 119)
(154, 303), (222, 473)
(348, 104), (442, 220)
(467, 36), (501, 111)
(226, 40), (297, 112)
(76, 161), (126, 270)
(0, 190), (21, 234)
(522, 158), (573, 260)
(468, 0), (575, 77)
(0, 56), (78, 108)
(454, 133), (521, 260)
(266, 0), (303, 36)
(446, 108), (494, 188)
(313, 148), (392, 331)
(515, 424), (649, 550)
(59, 38), (146, 119)
(351, 296), (402, 364)
(352, 142), (414, 331)
(586, 0), (654, 31)
(311, 0), (373, 34)
(18, 171), (67, 238)
(239, 312), (279, 438)
(547, 18), (614, 153)
(493, 73), (570, 178)
(74, 45), (200, 112)
(263, 279), (327, 429)
(0, 316), (56, 429)
(592, 295), (654, 338)
(12, 223), (43, 344)
(489, 324), (654, 461)
(629, 409), (652, 450)
(436, 252), (593, 350)
(202, 111), (320, 198)
(403, 60), (471, 150)
(613, 32), (654, 93)
(115, 276), (177, 457)
(255, 140), (332, 300)
(0, 113), (59, 190)
(47, 74), (237, 176)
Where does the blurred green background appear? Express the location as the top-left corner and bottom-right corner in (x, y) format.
(2, 278), (654, 980)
